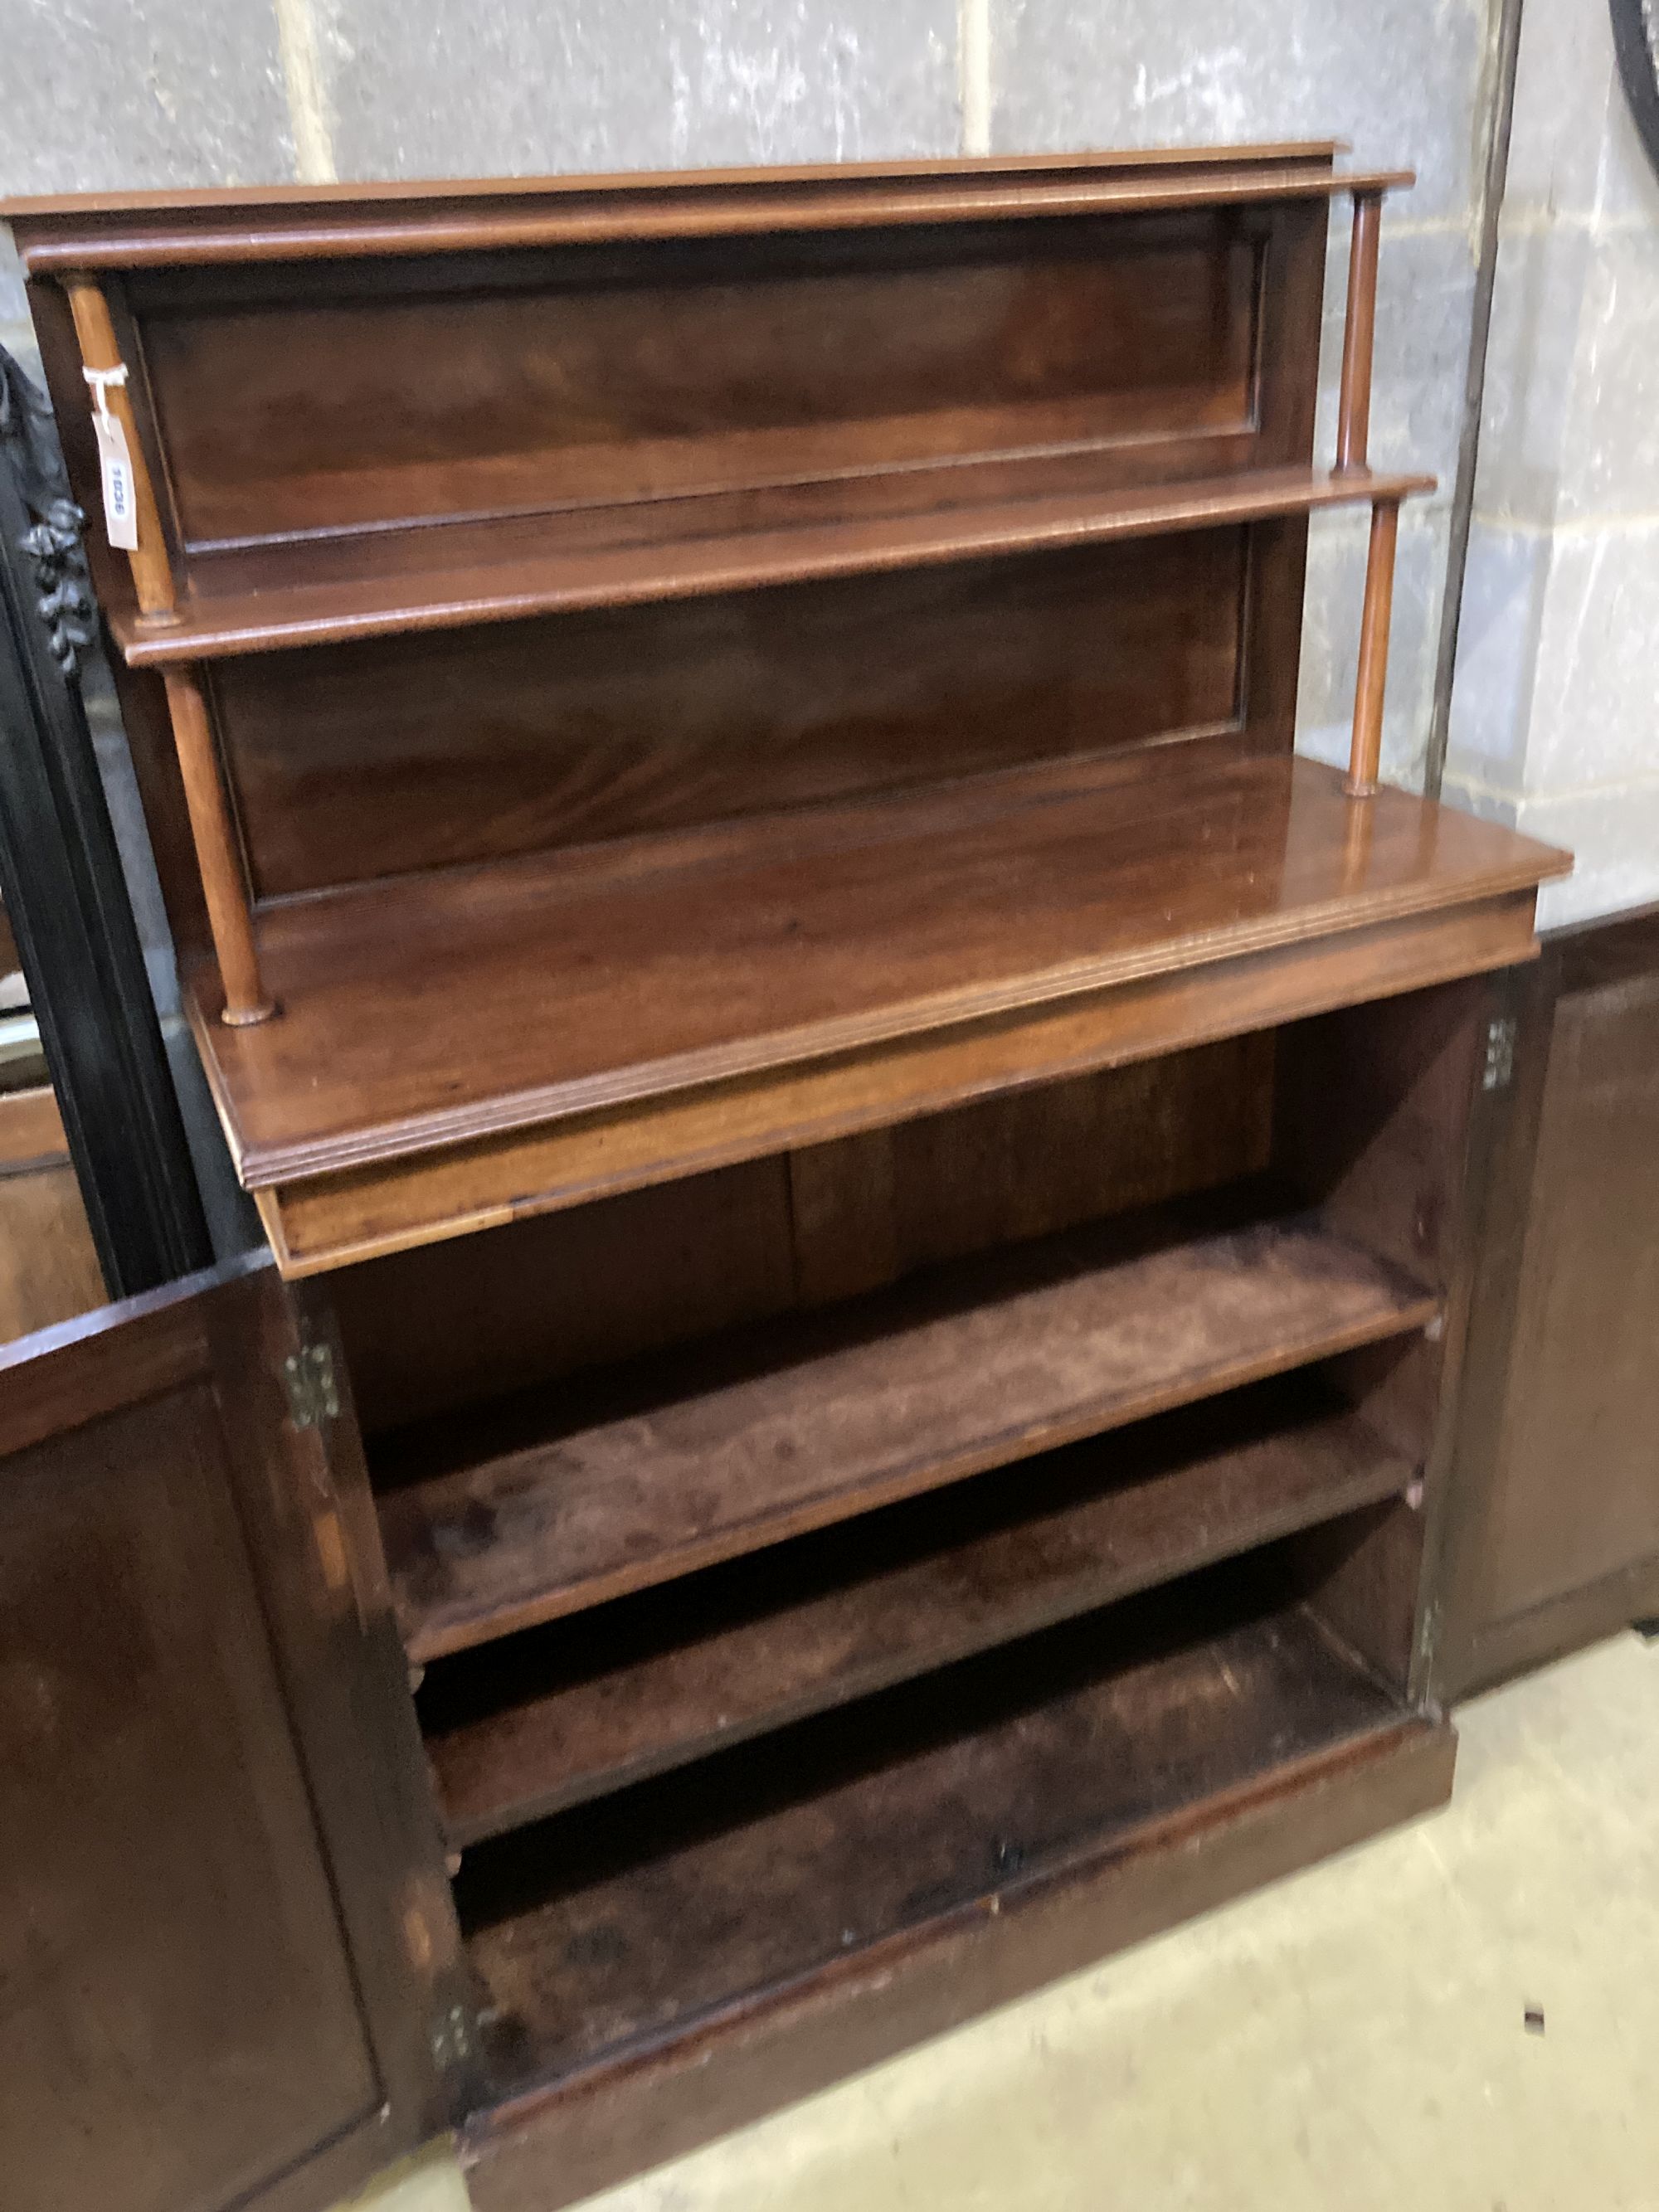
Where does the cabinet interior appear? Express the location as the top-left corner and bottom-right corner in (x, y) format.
(328, 977), (1475, 2100)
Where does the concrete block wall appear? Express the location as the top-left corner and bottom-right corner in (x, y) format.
(1444, 0), (1659, 924)
(2, 0), (1652, 927)
(989, 0), (1496, 791)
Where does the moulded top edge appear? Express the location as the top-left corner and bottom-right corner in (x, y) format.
(209, 756), (1570, 1194)
(4, 156), (1411, 274)
(0, 141), (1345, 223)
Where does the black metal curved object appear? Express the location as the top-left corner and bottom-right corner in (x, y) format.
(1611, 0), (1659, 181)
(0, 348), (98, 679)
(0, 342), (212, 1298)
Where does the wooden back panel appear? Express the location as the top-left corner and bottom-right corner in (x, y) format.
(215, 531), (1247, 899)
(146, 197), (1319, 903)
(332, 1033), (1273, 1434)
(136, 216), (1262, 554)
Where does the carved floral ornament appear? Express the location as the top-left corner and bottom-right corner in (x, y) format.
(0, 345), (95, 678)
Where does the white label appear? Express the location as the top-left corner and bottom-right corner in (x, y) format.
(91, 409), (139, 552)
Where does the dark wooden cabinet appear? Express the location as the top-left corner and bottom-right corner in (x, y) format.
(0, 144), (1570, 2211)
(1438, 904), (1659, 1698)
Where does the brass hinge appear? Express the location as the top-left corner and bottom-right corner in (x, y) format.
(281, 1341), (339, 1430)
(1482, 1014), (1518, 1091)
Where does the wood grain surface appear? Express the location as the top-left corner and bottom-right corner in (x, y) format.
(255, 887), (1545, 1277)
(377, 1189), (1437, 1662)
(465, 1707), (1452, 2212)
(424, 1378), (1412, 1844)
(191, 748), (1568, 1192)
(0, 1260), (451, 2212)
(214, 531), (1248, 899)
(1439, 907), (1659, 1694)
(112, 467), (1428, 665)
(3, 154), (1406, 275)
(455, 1577), (1411, 2086)
(140, 219), (1258, 551)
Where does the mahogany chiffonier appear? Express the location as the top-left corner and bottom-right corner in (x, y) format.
(0, 144), (1569, 2212)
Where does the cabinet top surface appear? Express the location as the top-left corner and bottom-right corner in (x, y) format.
(189, 747), (1569, 1191)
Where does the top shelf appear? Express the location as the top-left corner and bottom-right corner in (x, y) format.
(6, 155), (1409, 270)
(113, 466), (1433, 667)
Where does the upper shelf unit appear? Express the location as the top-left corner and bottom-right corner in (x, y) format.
(5, 146), (1572, 1275)
(10, 145), (1410, 662)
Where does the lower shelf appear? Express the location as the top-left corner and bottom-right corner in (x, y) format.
(456, 1564), (1441, 2094)
(423, 1375), (1413, 1845)
(378, 1189), (1436, 1663)
(469, 1720), (1455, 2212)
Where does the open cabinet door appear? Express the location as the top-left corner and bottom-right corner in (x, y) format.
(1436, 907), (1659, 1695)
(0, 1254), (463, 2212)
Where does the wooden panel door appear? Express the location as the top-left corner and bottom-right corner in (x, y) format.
(0, 1254), (461, 2212)
(1437, 905), (1659, 1696)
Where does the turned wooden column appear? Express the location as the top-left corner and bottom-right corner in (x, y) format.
(1346, 496), (1401, 798)
(163, 666), (275, 1026)
(62, 275), (178, 624)
(63, 275), (271, 1021)
(1335, 188), (1384, 475)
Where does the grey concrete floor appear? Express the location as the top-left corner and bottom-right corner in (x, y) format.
(350, 1629), (1659, 2212)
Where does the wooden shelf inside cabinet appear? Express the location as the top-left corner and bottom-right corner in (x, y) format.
(455, 1578), (1443, 2100)
(109, 467), (1433, 666)
(421, 1377), (1415, 1847)
(377, 1186), (1436, 1665)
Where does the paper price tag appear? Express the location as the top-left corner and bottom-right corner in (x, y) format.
(91, 406), (139, 552)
